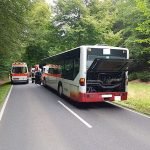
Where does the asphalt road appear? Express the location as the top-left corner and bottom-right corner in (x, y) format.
(0, 82), (150, 150)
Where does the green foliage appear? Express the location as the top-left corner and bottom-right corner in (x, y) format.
(0, 0), (30, 52)
(0, 0), (149, 77)
(135, 0), (150, 45)
(137, 71), (150, 82)
(0, 0), (31, 78)
(23, 0), (51, 66)
(26, 0), (51, 47)
(128, 72), (138, 81)
(23, 45), (48, 67)
(114, 0), (150, 71)
(116, 82), (150, 115)
(129, 71), (150, 82)
(0, 82), (11, 105)
(52, 0), (121, 51)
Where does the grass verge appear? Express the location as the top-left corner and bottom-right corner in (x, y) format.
(0, 82), (11, 107)
(114, 82), (150, 116)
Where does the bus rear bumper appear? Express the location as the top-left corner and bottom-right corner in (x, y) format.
(79, 92), (127, 102)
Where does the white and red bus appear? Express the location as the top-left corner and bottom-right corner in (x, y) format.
(41, 64), (59, 80)
(10, 62), (29, 84)
(41, 45), (130, 102)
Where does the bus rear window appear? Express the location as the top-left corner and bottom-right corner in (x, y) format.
(88, 59), (130, 72)
(12, 67), (27, 73)
(87, 48), (127, 68)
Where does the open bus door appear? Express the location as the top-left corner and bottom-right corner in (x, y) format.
(87, 59), (132, 93)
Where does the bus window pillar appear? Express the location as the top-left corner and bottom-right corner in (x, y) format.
(79, 46), (87, 93)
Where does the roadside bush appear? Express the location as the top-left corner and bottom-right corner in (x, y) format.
(129, 71), (150, 82)
(137, 71), (150, 82)
(128, 72), (138, 81)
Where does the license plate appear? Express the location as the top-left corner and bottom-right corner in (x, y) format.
(102, 94), (112, 98)
(115, 96), (121, 101)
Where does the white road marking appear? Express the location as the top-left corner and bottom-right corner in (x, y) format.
(58, 101), (92, 128)
(107, 101), (150, 119)
(0, 85), (13, 121)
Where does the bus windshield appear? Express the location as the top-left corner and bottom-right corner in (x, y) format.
(12, 67), (27, 73)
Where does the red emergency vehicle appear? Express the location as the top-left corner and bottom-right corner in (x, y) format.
(10, 62), (29, 84)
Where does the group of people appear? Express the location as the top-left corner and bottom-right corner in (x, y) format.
(31, 66), (42, 84)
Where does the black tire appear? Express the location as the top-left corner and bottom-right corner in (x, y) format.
(26, 79), (29, 84)
(58, 85), (63, 97)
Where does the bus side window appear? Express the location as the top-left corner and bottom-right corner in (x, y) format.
(64, 59), (74, 80)
(53, 68), (60, 74)
(48, 68), (53, 74)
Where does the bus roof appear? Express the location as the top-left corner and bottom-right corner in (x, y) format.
(41, 45), (129, 61)
(43, 64), (60, 68)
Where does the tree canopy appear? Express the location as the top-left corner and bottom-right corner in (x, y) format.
(0, 0), (31, 77)
(0, 0), (149, 78)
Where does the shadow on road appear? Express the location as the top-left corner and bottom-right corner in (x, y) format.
(11, 83), (28, 85)
(64, 98), (121, 111)
(44, 85), (122, 110)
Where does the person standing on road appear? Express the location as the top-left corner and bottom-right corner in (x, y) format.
(35, 70), (42, 84)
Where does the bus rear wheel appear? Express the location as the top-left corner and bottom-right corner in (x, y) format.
(58, 85), (63, 97)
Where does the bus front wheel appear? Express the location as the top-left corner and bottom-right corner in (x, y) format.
(26, 79), (29, 84)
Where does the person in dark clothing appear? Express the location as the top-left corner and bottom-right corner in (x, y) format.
(31, 71), (35, 83)
(35, 71), (42, 84)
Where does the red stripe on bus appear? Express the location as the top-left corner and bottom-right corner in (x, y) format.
(47, 73), (61, 77)
(70, 92), (127, 102)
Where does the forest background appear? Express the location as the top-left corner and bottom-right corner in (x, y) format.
(0, 0), (149, 81)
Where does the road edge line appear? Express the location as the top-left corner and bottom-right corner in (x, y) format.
(0, 85), (13, 121)
(107, 101), (150, 119)
(58, 101), (92, 128)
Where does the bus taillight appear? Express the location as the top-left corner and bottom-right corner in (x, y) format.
(79, 78), (85, 86)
